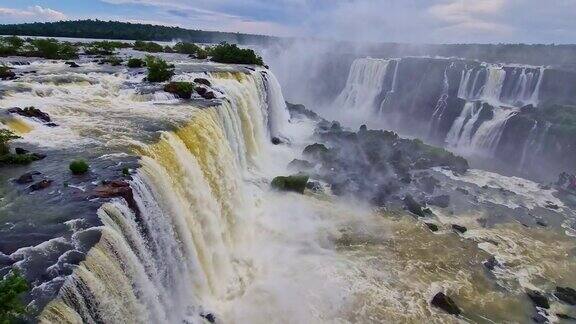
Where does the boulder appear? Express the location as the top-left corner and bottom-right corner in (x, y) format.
(452, 224), (467, 234)
(425, 223), (439, 232)
(164, 82), (194, 99)
(30, 179), (53, 191)
(200, 313), (215, 323)
(15, 171), (40, 184)
(456, 187), (469, 195)
(0, 67), (16, 80)
(271, 137), (282, 145)
(93, 180), (139, 214)
(526, 289), (550, 309)
(483, 256), (501, 271)
(302, 143), (329, 161)
(195, 87), (216, 99)
(429, 195), (450, 208)
(403, 194), (427, 217)
(532, 313), (548, 323)
(306, 181), (323, 193)
(15, 148), (29, 155)
(431, 292), (461, 315)
(8, 107), (51, 122)
(554, 287), (576, 305)
(271, 175), (309, 194)
(287, 159), (314, 172)
(65, 61), (80, 68)
(194, 78), (211, 87)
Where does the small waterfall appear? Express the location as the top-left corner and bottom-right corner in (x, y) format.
(39, 70), (287, 324)
(445, 102), (482, 149)
(334, 58), (390, 117)
(519, 121), (539, 171)
(480, 66), (506, 105)
(458, 66), (484, 100)
(519, 121), (551, 171)
(469, 108), (517, 155)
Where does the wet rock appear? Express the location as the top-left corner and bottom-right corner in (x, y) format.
(452, 224), (467, 234)
(532, 313), (548, 323)
(359, 124), (368, 132)
(429, 195), (450, 208)
(8, 106), (51, 122)
(30, 179), (53, 191)
(483, 256), (501, 271)
(93, 180), (139, 214)
(65, 61), (80, 68)
(0, 67), (16, 80)
(31, 153), (47, 160)
(545, 201), (560, 210)
(425, 223), (439, 232)
(271, 137), (282, 145)
(456, 187), (469, 195)
(271, 175), (309, 194)
(194, 78), (211, 87)
(536, 220), (548, 227)
(418, 175), (440, 194)
(306, 181), (323, 193)
(45, 122), (58, 127)
(195, 87), (216, 99)
(403, 194), (427, 217)
(15, 147), (29, 155)
(526, 289), (550, 309)
(200, 313), (216, 323)
(431, 292), (461, 315)
(554, 287), (576, 305)
(15, 171), (41, 184)
(303, 143), (329, 161)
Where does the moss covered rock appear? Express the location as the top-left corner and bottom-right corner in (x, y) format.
(271, 175), (309, 194)
(164, 82), (194, 99)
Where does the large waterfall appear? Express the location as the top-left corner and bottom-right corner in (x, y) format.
(35, 69), (288, 323)
(332, 57), (545, 159)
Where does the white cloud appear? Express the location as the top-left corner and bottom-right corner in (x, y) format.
(0, 5), (66, 23)
(428, 0), (512, 35)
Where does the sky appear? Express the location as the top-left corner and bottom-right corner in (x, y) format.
(0, 0), (575, 44)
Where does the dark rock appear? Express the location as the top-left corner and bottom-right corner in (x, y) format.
(194, 78), (211, 87)
(93, 180), (139, 215)
(303, 143), (329, 161)
(287, 159), (314, 172)
(431, 292), (461, 315)
(536, 220), (548, 227)
(15, 147), (29, 155)
(429, 195), (450, 208)
(65, 61), (80, 68)
(554, 287), (576, 305)
(30, 179), (53, 191)
(15, 171), (41, 184)
(8, 106), (51, 122)
(195, 87), (216, 99)
(271, 137), (282, 145)
(452, 224), (467, 234)
(425, 223), (439, 232)
(527, 289), (550, 309)
(545, 202), (560, 210)
(359, 124), (368, 132)
(532, 313), (548, 323)
(456, 187), (469, 195)
(483, 256), (501, 271)
(286, 102), (322, 121)
(31, 153), (47, 160)
(403, 194), (427, 217)
(200, 313), (216, 323)
(45, 122), (59, 127)
(271, 175), (309, 194)
(306, 181), (323, 193)
(0, 67), (16, 80)
(164, 82), (193, 99)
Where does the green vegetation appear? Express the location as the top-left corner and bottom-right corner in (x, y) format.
(122, 166), (130, 176)
(0, 36), (78, 59)
(173, 42), (207, 58)
(271, 175), (310, 194)
(144, 56), (174, 82)
(208, 42), (264, 65)
(134, 40), (164, 53)
(127, 58), (145, 68)
(0, 20), (274, 46)
(0, 129), (40, 165)
(164, 82), (194, 99)
(0, 129), (19, 155)
(100, 56), (123, 66)
(83, 41), (128, 55)
(0, 270), (29, 324)
(69, 160), (89, 175)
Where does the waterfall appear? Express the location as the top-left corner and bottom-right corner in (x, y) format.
(445, 102), (481, 149)
(469, 108), (516, 155)
(334, 58), (390, 117)
(480, 66), (506, 105)
(39, 70), (287, 324)
(262, 72), (290, 140)
(518, 121), (539, 171)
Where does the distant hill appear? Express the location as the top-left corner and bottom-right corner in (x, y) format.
(0, 20), (276, 45)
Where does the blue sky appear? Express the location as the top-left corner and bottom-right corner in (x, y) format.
(0, 0), (575, 44)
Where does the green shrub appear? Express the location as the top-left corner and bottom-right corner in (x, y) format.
(0, 129), (20, 156)
(127, 58), (145, 68)
(271, 175), (309, 194)
(164, 82), (194, 99)
(209, 42), (264, 65)
(0, 154), (41, 165)
(30, 39), (78, 60)
(0, 270), (29, 323)
(174, 42), (201, 55)
(133, 40), (164, 53)
(144, 56), (174, 82)
(195, 48), (208, 59)
(101, 56), (123, 66)
(69, 160), (89, 175)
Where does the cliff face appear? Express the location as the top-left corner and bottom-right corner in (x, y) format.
(328, 56), (576, 179)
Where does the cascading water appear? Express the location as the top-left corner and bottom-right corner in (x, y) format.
(334, 58), (390, 117)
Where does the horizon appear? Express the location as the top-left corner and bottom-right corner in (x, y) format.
(0, 1), (575, 44)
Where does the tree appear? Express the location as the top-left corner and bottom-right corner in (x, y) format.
(209, 42), (264, 65)
(0, 270), (29, 324)
(144, 56), (174, 82)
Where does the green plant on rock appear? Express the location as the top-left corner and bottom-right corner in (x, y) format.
(164, 82), (194, 99)
(69, 159), (89, 175)
(127, 58), (145, 68)
(209, 42), (264, 65)
(271, 175), (310, 194)
(0, 129), (20, 156)
(0, 270), (30, 324)
(145, 56), (174, 83)
(133, 41), (164, 53)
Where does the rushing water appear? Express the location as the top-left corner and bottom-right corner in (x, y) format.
(1, 56), (575, 324)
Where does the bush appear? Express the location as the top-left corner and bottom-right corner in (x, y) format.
(271, 175), (309, 194)
(174, 42), (201, 55)
(0, 129), (20, 155)
(127, 58), (145, 68)
(164, 82), (194, 99)
(101, 56), (123, 66)
(209, 42), (264, 65)
(69, 160), (89, 175)
(0, 154), (42, 165)
(144, 56), (174, 82)
(30, 38), (78, 60)
(0, 270), (29, 323)
(133, 40), (164, 53)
